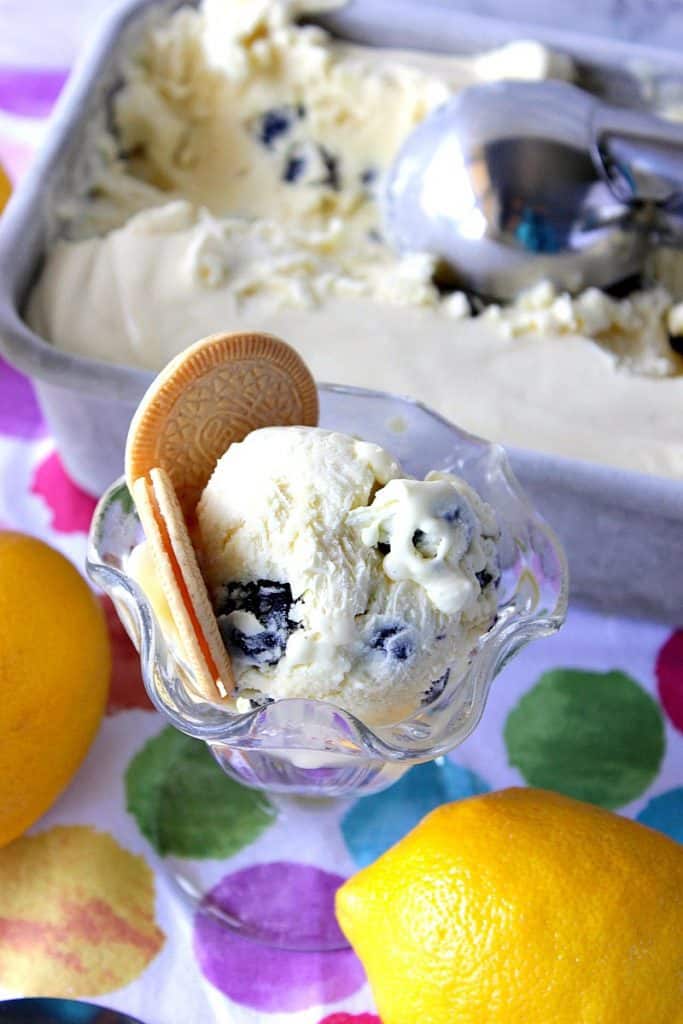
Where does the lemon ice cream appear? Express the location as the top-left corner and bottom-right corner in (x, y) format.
(25, 0), (683, 478)
(194, 426), (499, 724)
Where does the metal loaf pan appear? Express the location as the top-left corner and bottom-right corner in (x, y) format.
(0, 0), (681, 622)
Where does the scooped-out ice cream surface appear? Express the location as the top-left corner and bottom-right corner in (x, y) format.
(195, 426), (500, 724)
(26, 0), (683, 478)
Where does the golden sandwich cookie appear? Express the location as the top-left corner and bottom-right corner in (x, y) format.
(125, 331), (319, 700)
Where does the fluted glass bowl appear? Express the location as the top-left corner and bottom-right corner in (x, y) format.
(88, 384), (568, 800)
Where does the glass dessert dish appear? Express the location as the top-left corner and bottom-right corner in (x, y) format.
(87, 384), (568, 949)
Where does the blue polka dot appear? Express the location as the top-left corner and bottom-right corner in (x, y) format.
(636, 787), (683, 843)
(341, 759), (490, 867)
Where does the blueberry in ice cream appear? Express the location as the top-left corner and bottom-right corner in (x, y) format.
(214, 579), (300, 666)
(194, 426), (500, 724)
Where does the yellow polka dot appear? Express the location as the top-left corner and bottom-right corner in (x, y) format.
(0, 826), (164, 996)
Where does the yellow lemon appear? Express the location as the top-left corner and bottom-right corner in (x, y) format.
(0, 532), (110, 846)
(336, 787), (683, 1024)
(0, 161), (11, 213)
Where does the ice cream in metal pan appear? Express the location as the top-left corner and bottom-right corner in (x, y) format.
(24, 0), (683, 481)
(125, 333), (500, 726)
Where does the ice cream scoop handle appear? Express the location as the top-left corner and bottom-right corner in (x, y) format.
(591, 103), (683, 206)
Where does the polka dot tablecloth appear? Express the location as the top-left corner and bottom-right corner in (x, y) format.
(1, 58), (683, 1024)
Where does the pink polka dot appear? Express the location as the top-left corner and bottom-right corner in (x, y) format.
(31, 450), (97, 534)
(318, 1016), (381, 1023)
(100, 597), (154, 715)
(656, 630), (683, 732)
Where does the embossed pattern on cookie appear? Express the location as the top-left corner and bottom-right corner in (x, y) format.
(126, 332), (319, 513)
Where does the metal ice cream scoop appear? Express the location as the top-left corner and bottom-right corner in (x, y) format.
(383, 79), (683, 300)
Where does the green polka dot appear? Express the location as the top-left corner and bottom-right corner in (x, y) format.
(504, 669), (665, 809)
(126, 727), (276, 857)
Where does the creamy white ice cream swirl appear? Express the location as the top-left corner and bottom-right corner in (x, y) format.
(196, 426), (499, 724)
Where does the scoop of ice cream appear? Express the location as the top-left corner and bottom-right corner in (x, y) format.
(195, 426), (499, 724)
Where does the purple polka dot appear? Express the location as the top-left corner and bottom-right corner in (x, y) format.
(193, 862), (365, 1012)
(0, 358), (45, 439)
(0, 68), (68, 117)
